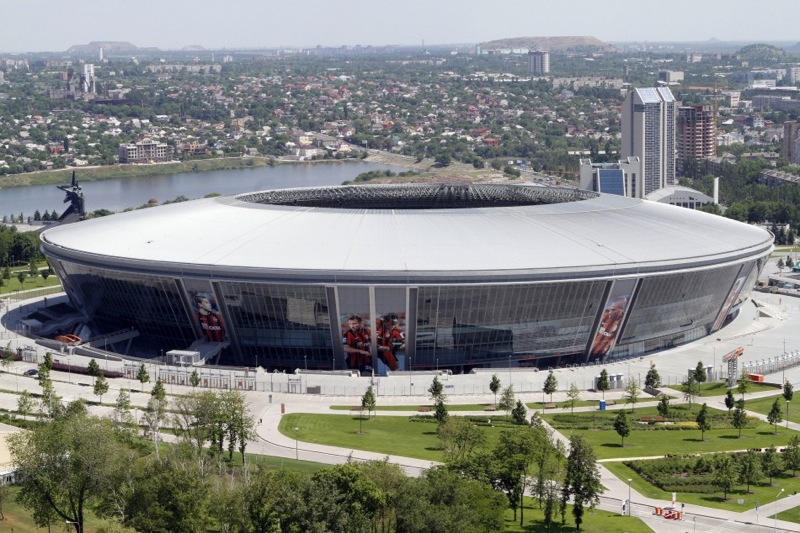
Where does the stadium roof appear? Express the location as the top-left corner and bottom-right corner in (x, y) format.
(41, 184), (772, 282)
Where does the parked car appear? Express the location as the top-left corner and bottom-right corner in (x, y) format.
(23, 368), (38, 377)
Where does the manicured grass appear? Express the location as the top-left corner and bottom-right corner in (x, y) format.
(279, 413), (517, 462)
(770, 503), (800, 524)
(746, 394), (800, 426)
(329, 403), (494, 412)
(542, 405), (794, 460)
(665, 381), (780, 398)
(528, 399), (599, 410)
(604, 458), (800, 513)
(502, 495), (651, 532)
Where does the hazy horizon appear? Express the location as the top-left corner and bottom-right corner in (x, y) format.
(1, 0), (798, 54)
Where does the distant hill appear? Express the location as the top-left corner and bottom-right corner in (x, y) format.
(67, 41), (141, 54)
(479, 36), (615, 53)
(737, 43), (785, 61)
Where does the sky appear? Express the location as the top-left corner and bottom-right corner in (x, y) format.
(1, 0), (798, 53)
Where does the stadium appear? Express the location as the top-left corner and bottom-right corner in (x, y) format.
(38, 183), (773, 373)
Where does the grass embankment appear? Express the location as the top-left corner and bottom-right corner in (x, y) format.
(746, 393), (800, 425)
(664, 381), (780, 398)
(543, 404), (793, 460)
(502, 495), (651, 533)
(0, 157), (278, 189)
(604, 459), (800, 513)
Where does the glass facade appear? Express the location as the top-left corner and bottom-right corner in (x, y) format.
(47, 256), (768, 370)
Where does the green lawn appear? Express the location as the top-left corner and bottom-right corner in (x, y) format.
(769, 503), (800, 524)
(502, 495), (651, 532)
(665, 381), (780, 398)
(746, 394), (800, 426)
(542, 405), (794, 460)
(603, 459), (800, 513)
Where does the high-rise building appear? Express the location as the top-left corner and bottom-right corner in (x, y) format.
(528, 50), (550, 75)
(677, 105), (716, 176)
(785, 120), (800, 165)
(579, 157), (642, 197)
(81, 64), (95, 94)
(621, 87), (677, 197)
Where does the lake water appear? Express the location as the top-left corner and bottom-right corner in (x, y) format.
(0, 161), (407, 219)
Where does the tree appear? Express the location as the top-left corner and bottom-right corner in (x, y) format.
(113, 388), (135, 433)
(42, 352), (53, 371)
(142, 397), (166, 460)
(725, 389), (735, 416)
(428, 376), (445, 403)
(738, 450), (764, 493)
(561, 435), (603, 531)
(778, 258), (785, 272)
(566, 383), (581, 414)
(732, 399), (747, 438)
(93, 374), (109, 403)
(16, 389), (34, 420)
(0, 342), (14, 373)
(498, 385), (515, 415)
(654, 393), (672, 419)
(624, 377), (640, 412)
(613, 410), (631, 447)
(492, 427), (544, 524)
(361, 385), (376, 420)
(737, 369), (750, 400)
(543, 371), (558, 403)
(682, 375), (700, 407)
(784, 381), (794, 423)
(9, 412), (134, 533)
(693, 361), (707, 383)
(434, 399), (448, 424)
(785, 434), (800, 476)
(190, 369), (200, 389)
(768, 397), (783, 434)
(762, 446), (784, 486)
(489, 374), (501, 408)
(597, 369), (610, 399)
(87, 358), (101, 380)
(644, 363), (660, 389)
(437, 416), (485, 463)
(696, 403), (711, 441)
(151, 378), (166, 402)
(16, 271), (25, 286)
(511, 400), (527, 425)
(712, 453), (740, 501)
(136, 363), (150, 390)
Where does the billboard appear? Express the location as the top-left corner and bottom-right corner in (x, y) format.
(191, 291), (226, 342)
(588, 279), (637, 360)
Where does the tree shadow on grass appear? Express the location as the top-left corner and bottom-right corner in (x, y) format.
(600, 443), (625, 448)
(719, 435), (743, 439)
(682, 437), (705, 442)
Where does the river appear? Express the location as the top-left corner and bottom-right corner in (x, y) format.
(0, 161), (407, 219)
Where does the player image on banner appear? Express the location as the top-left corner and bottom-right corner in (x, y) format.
(342, 313), (372, 371)
(589, 279), (637, 359)
(193, 292), (226, 342)
(711, 275), (746, 333)
(376, 313), (405, 372)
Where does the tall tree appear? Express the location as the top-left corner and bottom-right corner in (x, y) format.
(87, 358), (101, 379)
(696, 403), (711, 441)
(614, 410), (631, 447)
(428, 376), (445, 404)
(785, 434), (800, 476)
(768, 397), (783, 434)
(596, 369), (610, 399)
(498, 385), (515, 416)
(644, 363), (661, 389)
(189, 369), (200, 389)
(682, 375), (699, 408)
(434, 399), (448, 424)
(561, 435), (603, 531)
(738, 450), (763, 493)
(489, 374), (501, 408)
(657, 395), (671, 419)
(737, 369), (750, 400)
(9, 412), (134, 533)
(136, 363), (150, 391)
(93, 374), (109, 403)
(566, 383), (581, 414)
(712, 453), (739, 501)
(151, 378), (166, 402)
(762, 446), (783, 486)
(543, 371), (558, 403)
(693, 361), (707, 383)
(511, 400), (527, 425)
(437, 416), (485, 463)
(732, 399), (747, 438)
(624, 377), (640, 412)
(724, 389), (735, 416)
(784, 381), (794, 423)
(361, 385), (377, 420)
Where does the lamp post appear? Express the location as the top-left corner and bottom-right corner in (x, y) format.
(775, 488), (785, 533)
(627, 478), (632, 516)
(294, 427), (299, 460)
(788, 400), (791, 429)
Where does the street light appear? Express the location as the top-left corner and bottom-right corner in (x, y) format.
(294, 427), (299, 460)
(627, 478), (632, 516)
(775, 488), (785, 532)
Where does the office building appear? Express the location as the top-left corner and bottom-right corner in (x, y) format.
(528, 51), (550, 75)
(678, 105), (716, 176)
(785, 120), (800, 165)
(579, 157), (641, 197)
(621, 87), (677, 196)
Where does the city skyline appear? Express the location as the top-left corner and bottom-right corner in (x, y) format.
(1, 0), (798, 54)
